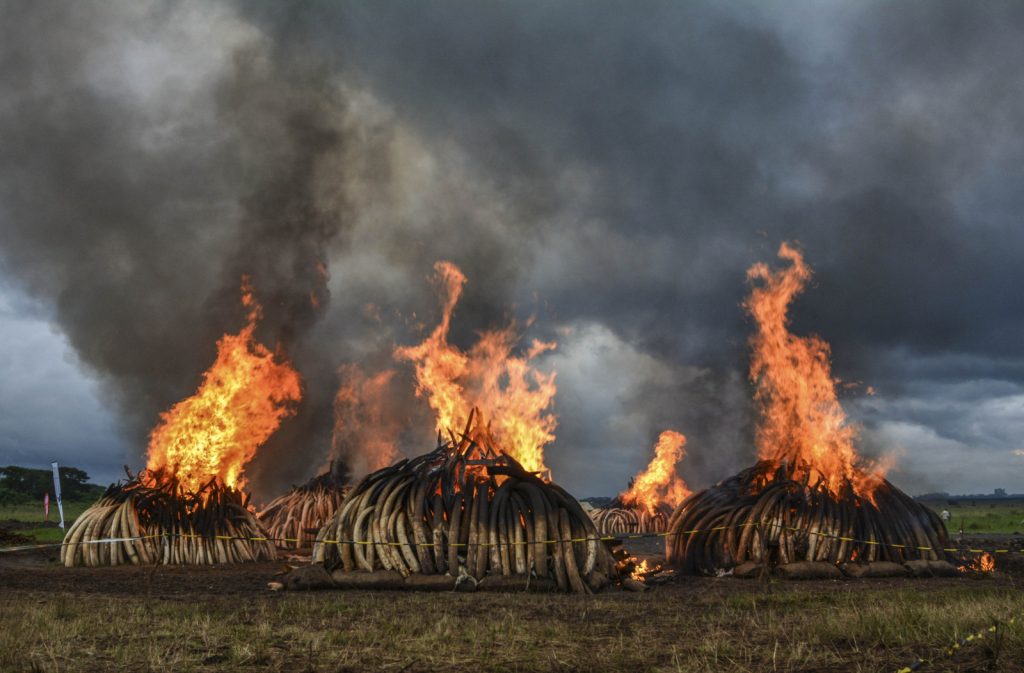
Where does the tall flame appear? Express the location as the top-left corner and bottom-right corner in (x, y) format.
(394, 261), (557, 475)
(145, 278), (302, 494)
(620, 430), (692, 515)
(745, 243), (884, 496)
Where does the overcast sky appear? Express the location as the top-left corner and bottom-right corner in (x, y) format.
(2, 1), (1024, 500)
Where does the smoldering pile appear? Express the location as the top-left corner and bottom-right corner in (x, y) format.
(313, 418), (616, 593)
(259, 462), (350, 550)
(62, 469), (276, 567)
(590, 499), (670, 536)
(665, 461), (953, 576)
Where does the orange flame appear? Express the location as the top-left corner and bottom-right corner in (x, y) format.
(745, 243), (885, 497)
(394, 261), (557, 475)
(960, 552), (996, 573)
(620, 430), (692, 515)
(332, 364), (401, 479)
(145, 278), (302, 494)
(630, 558), (650, 581)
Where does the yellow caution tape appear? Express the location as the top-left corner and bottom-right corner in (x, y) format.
(896, 615), (1018, 673)
(3, 520), (1019, 560)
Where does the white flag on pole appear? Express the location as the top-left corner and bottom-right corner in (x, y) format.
(51, 462), (65, 530)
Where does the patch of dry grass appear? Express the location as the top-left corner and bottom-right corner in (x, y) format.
(1, 578), (1022, 672)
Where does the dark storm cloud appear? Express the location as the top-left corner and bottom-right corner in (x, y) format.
(0, 287), (128, 485)
(273, 1), (802, 358)
(2, 0), (1024, 498)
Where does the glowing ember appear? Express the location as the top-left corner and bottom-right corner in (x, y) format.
(394, 261), (557, 475)
(744, 243), (885, 497)
(620, 430), (691, 515)
(145, 278), (302, 494)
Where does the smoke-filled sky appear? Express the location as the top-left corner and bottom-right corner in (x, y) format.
(2, 0), (1024, 501)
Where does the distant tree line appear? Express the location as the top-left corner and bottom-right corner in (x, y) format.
(916, 488), (1023, 502)
(0, 466), (104, 505)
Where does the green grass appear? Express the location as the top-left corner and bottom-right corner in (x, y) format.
(923, 500), (1024, 535)
(0, 500), (93, 544)
(0, 580), (1020, 672)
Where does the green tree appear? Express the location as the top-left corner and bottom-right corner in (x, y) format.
(0, 465), (103, 503)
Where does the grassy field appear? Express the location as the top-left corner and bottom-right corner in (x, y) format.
(3, 497), (1023, 672)
(0, 500), (93, 543)
(0, 571), (1020, 673)
(923, 500), (1024, 535)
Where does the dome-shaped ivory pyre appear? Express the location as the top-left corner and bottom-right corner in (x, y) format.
(61, 469), (275, 567)
(260, 462), (350, 550)
(665, 460), (951, 574)
(314, 413), (615, 593)
(60, 281), (299, 568)
(667, 243), (954, 575)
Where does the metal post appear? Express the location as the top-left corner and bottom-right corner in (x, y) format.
(50, 462), (65, 530)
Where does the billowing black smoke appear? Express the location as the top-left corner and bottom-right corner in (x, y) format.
(4, 1), (1024, 499)
(0, 2), (392, 498)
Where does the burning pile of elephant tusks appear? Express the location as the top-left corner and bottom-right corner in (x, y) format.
(260, 471), (349, 550)
(314, 411), (616, 593)
(590, 501), (669, 536)
(666, 461), (952, 574)
(61, 468), (276, 567)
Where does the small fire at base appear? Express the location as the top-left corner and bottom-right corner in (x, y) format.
(958, 552), (996, 574)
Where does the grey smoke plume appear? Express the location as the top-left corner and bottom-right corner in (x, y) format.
(3, 1), (1024, 498)
(0, 1), (393, 497)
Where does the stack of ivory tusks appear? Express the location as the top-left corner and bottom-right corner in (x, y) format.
(315, 439), (616, 593)
(61, 471), (276, 567)
(590, 505), (668, 536)
(665, 461), (952, 575)
(260, 485), (349, 549)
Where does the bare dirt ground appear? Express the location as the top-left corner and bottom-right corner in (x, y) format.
(0, 545), (1005, 598)
(0, 547), (278, 596)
